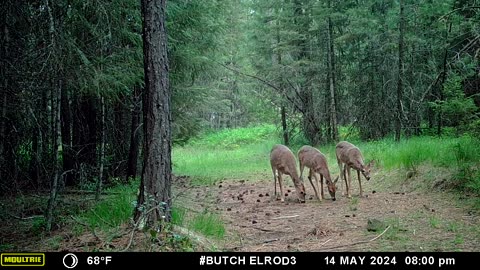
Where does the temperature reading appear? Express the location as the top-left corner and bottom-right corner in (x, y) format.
(87, 256), (112, 265)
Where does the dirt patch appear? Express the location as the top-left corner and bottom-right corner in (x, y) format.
(180, 177), (480, 252)
(1, 173), (479, 252)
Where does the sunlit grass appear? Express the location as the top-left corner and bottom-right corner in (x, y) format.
(173, 125), (280, 185)
(173, 124), (480, 194)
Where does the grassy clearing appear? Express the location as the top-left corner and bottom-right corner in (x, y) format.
(173, 125), (279, 185)
(173, 124), (480, 196)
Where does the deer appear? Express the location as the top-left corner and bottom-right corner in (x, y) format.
(335, 141), (374, 198)
(270, 144), (306, 203)
(298, 145), (339, 201)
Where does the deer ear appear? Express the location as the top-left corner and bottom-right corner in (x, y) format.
(334, 176), (339, 184)
(369, 159), (376, 167)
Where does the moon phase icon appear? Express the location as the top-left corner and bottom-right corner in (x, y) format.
(63, 253), (79, 269)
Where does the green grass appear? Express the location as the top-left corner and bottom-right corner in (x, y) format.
(173, 125), (280, 185)
(366, 136), (479, 170)
(173, 124), (480, 194)
(78, 182), (137, 231)
(171, 207), (187, 226)
(188, 124), (279, 148)
(429, 216), (441, 229)
(349, 197), (359, 211)
(381, 218), (409, 242)
(189, 212), (225, 238)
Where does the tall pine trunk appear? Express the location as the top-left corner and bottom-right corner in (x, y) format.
(395, 0), (405, 142)
(327, 14), (339, 142)
(95, 96), (105, 201)
(275, 20), (289, 146)
(45, 0), (62, 232)
(46, 79), (62, 231)
(61, 86), (74, 185)
(126, 86), (141, 181)
(134, 0), (172, 229)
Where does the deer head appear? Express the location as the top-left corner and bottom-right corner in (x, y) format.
(361, 160), (375, 181)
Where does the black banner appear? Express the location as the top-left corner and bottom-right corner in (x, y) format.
(1, 252), (476, 270)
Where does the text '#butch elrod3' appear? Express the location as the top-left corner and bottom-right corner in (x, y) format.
(199, 255), (296, 266)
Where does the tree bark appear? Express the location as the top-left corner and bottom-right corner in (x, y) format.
(275, 19), (289, 146)
(281, 105), (289, 146)
(45, 0), (61, 232)
(95, 96), (105, 201)
(395, 0), (405, 142)
(61, 85), (74, 185)
(46, 79), (62, 232)
(437, 22), (452, 136)
(134, 0), (172, 229)
(327, 2), (339, 142)
(126, 85), (141, 181)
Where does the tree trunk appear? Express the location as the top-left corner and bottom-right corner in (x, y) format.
(45, 79), (62, 232)
(28, 114), (41, 189)
(72, 95), (97, 186)
(45, 0), (63, 231)
(134, 0), (172, 229)
(395, 0), (405, 142)
(0, 87), (7, 185)
(281, 105), (289, 146)
(437, 22), (452, 136)
(126, 86), (141, 181)
(327, 3), (339, 142)
(61, 85), (74, 185)
(275, 21), (289, 146)
(95, 96), (105, 201)
(295, 0), (321, 145)
(113, 95), (127, 177)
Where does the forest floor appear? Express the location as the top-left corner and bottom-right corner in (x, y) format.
(1, 167), (479, 252)
(174, 168), (480, 252)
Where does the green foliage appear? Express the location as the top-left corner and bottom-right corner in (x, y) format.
(31, 217), (46, 235)
(189, 124), (278, 148)
(173, 124), (279, 185)
(451, 136), (480, 195)
(430, 72), (478, 128)
(79, 183), (137, 230)
(190, 212), (225, 239)
(382, 218), (408, 242)
(0, 244), (15, 252)
(164, 231), (195, 252)
(173, 139), (276, 185)
(429, 216), (441, 229)
(171, 207), (186, 226)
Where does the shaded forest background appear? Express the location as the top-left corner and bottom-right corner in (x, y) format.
(1, 0), (479, 229)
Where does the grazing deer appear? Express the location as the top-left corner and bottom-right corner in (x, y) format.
(270, 144), (306, 203)
(298, 145), (339, 201)
(335, 141), (374, 198)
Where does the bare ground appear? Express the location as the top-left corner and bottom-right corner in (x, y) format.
(1, 171), (479, 252)
(177, 171), (480, 252)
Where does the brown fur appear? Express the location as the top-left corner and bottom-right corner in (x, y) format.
(270, 144), (306, 203)
(335, 141), (374, 198)
(298, 145), (338, 201)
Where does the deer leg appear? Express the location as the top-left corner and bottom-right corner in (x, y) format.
(320, 173), (325, 200)
(337, 160), (344, 195)
(299, 160), (305, 182)
(357, 170), (363, 197)
(346, 165), (352, 198)
(278, 173), (285, 202)
(308, 169), (320, 201)
(272, 167), (277, 199)
(342, 164), (348, 197)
